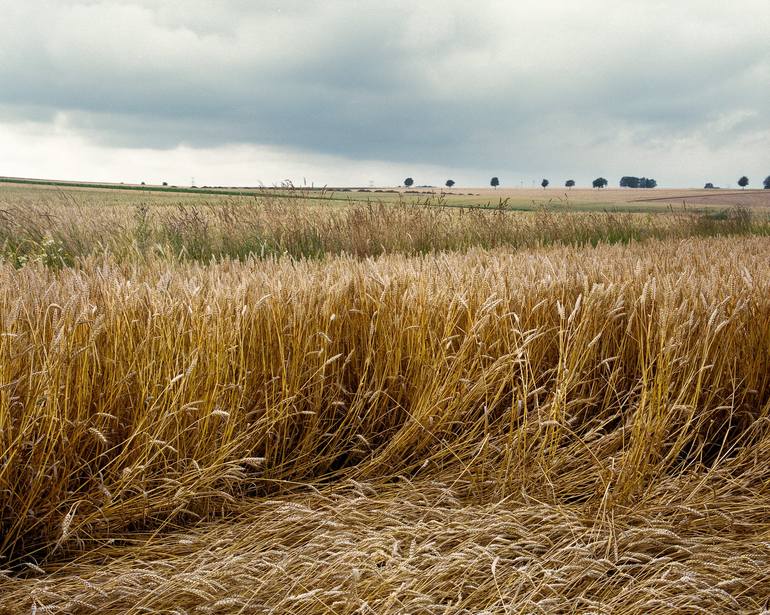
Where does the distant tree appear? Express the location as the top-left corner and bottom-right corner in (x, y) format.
(445, 179), (455, 188)
(764, 176), (770, 189)
(592, 177), (608, 189)
(140, 181), (146, 186)
(541, 178), (549, 189)
(162, 181), (168, 186)
(565, 179), (575, 189)
(704, 182), (715, 189)
(738, 176), (749, 189)
(404, 177), (414, 187)
(490, 177), (500, 189)
(620, 176), (640, 188)
(640, 177), (657, 189)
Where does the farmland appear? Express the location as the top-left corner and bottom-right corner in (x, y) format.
(0, 183), (769, 613)
(1, 182), (769, 265)
(4, 176), (770, 213)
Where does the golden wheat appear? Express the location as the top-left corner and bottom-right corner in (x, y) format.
(0, 234), (769, 613)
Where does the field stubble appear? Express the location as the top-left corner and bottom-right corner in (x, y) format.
(0, 227), (769, 612)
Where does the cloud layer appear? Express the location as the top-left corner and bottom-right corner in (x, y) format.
(1, 1), (768, 187)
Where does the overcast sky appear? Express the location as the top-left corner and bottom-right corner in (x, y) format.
(1, 0), (768, 188)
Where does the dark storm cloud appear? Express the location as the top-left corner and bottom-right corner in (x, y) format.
(1, 0), (768, 184)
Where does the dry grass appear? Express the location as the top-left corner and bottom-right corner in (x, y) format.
(1, 234), (769, 612)
(1, 189), (767, 264)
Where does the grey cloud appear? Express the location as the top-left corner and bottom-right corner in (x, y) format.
(1, 0), (769, 185)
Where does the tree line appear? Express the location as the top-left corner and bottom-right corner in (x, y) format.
(405, 177), (610, 189)
(403, 175), (770, 190)
(705, 176), (770, 189)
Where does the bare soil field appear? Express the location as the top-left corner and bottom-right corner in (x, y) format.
(629, 189), (770, 208)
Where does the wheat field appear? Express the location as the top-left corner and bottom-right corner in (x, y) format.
(0, 189), (769, 613)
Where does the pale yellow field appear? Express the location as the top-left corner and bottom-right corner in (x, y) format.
(387, 186), (770, 210)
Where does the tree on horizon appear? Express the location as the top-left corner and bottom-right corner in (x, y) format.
(565, 179), (575, 189)
(404, 177), (414, 187)
(592, 177), (608, 189)
(445, 179), (455, 188)
(621, 176), (656, 188)
(541, 179), (549, 189)
(490, 177), (500, 189)
(620, 176), (640, 188)
(763, 175), (770, 189)
(738, 176), (749, 189)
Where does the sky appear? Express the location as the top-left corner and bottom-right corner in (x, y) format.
(1, 0), (768, 188)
